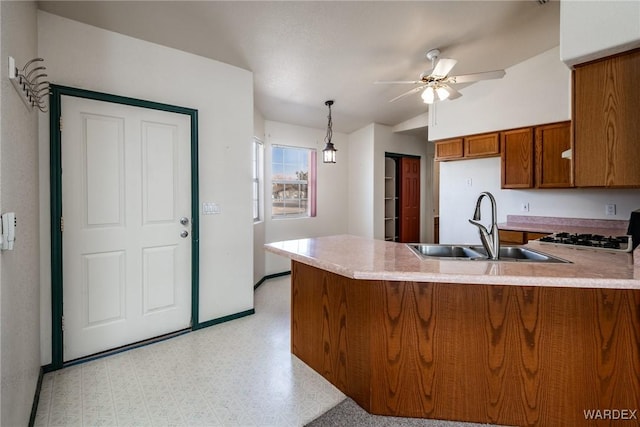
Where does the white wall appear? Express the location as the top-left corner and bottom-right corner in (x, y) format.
(435, 47), (640, 244)
(429, 46), (571, 140)
(264, 121), (349, 275)
(347, 124), (375, 238)
(38, 11), (254, 364)
(1, 1), (42, 424)
(560, 0), (640, 67)
(372, 124), (432, 242)
(441, 157), (640, 244)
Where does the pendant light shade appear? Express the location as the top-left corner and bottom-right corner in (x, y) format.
(322, 100), (337, 163)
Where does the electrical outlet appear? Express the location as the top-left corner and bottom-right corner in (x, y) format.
(465, 178), (472, 187)
(605, 204), (616, 216)
(520, 202), (530, 212)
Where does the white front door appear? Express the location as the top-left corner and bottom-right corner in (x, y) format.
(61, 96), (192, 361)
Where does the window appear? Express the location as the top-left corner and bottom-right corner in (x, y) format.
(252, 138), (263, 222)
(271, 145), (316, 218)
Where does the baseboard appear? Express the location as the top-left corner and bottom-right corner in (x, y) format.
(28, 367), (46, 427)
(254, 270), (291, 290)
(62, 328), (191, 369)
(194, 308), (255, 330)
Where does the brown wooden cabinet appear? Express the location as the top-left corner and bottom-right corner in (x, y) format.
(464, 132), (500, 158)
(499, 229), (549, 245)
(501, 122), (572, 189)
(501, 127), (534, 188)
(434, 138), (463, 160)
(434, 132), (499, 161)
(535, 121), (572, 188)
(292, 261), (640, 426)
(573, 48), (640, 187)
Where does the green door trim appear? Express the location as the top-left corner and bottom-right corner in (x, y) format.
(49, 85), (200, 369)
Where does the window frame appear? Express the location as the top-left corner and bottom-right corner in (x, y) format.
(270, 144), (317, 219)
(252, 137), (264, 223)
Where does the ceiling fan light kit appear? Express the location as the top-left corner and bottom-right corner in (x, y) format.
(376, 47), (506, 104)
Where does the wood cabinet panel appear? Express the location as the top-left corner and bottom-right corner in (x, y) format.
(499, 230), (526, 245)
(535, 121), (573, 188)
(499, 229), (550, 244)
(574, 48), (640, 187)
(292, 261), (640, 426)
(527, 232), (550, 241)
(501, 127), (534, 188)
(291, 262), (373, 409)
(434, 138), (463, 160)
(464, 132), (500, 158)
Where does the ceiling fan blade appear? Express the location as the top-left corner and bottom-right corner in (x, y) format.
(440, 85), (462, 100)
(374, 80), (422, 85)
(389, 85), (425, 102)
(431, 58), (458, 79)
(446, 69), (506, 84)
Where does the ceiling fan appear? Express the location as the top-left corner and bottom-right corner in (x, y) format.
(376, 48), (506, 104)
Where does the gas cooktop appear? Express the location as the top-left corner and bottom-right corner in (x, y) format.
(537, 232), (633, 253)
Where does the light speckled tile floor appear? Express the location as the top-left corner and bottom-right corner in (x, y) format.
(34, 276), (346, 427)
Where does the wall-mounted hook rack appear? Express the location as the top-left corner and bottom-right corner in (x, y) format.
(8, 56), (50, 112)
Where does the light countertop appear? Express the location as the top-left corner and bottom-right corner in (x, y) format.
(497, 215), (629, 236)
(265, 234), (639, 290)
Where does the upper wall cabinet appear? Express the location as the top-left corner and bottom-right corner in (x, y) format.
(501, 128), (534, 189)
(501, 121), (573, 189)
(434, 132), (499, 161)
(535, 122), (572, 188)
(573, 49), (640, 188)
(434, 138), (463, 161)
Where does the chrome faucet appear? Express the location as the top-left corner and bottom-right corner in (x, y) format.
(468, 192), (500, 260)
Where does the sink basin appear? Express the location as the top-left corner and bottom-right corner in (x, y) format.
(469, 246), (571, 263)
(407, 244), (571, 263)
(408, 244), (484, 260)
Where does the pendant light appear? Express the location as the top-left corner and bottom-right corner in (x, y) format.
(322, 100), (337, 163)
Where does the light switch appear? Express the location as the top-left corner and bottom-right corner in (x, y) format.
(203, 202), (222, 215)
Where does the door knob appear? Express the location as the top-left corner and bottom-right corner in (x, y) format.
(180, 230), (189, 238)
(180, 217), (190, 226)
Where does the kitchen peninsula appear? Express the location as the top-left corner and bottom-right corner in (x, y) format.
(266, 235), (639, 426)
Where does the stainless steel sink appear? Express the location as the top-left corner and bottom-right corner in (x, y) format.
(407, 244), (571, 263)
(469, 246), (570, 263)
(408, 244), (484, 260)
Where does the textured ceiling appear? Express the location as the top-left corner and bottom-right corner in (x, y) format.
(38, 1), (561, 134)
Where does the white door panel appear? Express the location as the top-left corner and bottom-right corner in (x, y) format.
(62, 96), (191, 361)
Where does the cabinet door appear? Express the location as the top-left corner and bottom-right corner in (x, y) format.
(464, 132), (500, 158)
(501, 128), (534, 189)
(434, 138), (463, 161)
(574, 48), (640, 187)
(535, 121), (573, 188)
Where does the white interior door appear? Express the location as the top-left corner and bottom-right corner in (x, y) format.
(61, 95), (192, 361)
